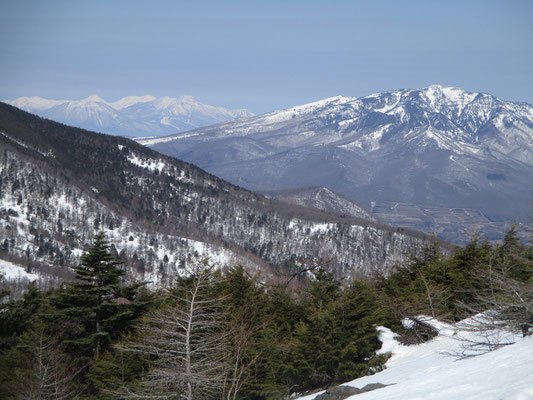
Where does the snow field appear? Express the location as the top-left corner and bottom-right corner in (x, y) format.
(0, 259), (39, 281)
(298, 316), (533, 400)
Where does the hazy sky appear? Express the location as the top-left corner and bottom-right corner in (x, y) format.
(1, 0), (532, 113)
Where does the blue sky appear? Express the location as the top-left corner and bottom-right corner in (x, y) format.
(1, 0), (532, 113)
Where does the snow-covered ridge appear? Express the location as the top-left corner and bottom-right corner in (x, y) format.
(136, 132), (200, 147)
(159, 84), (532, 163)
(138, 85), (533, 245)
(3, 95), (254, 138)
(110, 95), (156, 110)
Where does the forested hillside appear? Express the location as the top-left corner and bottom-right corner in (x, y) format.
(0, 229), (531, 399)
(0, 102), (440, 287)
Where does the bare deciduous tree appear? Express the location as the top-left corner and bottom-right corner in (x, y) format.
(221, 302), (268, 400)
(459, 256), (533, 334)
(115, 259), (229, 400)
(16, 330), (82, 400)
(451, 251), (533, 358)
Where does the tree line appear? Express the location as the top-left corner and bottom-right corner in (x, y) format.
(0, 229), (532, 399)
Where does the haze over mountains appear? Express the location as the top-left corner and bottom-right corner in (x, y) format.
(139, 85), (533, 243)
(0, 102), (437, 287)
(4, 95), (253, 138)
(3, 85), (532, 244)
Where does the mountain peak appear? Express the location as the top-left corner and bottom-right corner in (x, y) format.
(4, 94), (253, 137)
(139, 86), (533, 244)
(285, 95), (355, 114)
(6, 96), (68, 110)
(176, 95), (197, 103)
(82, 94), (106, 103)
(110, 95), (156, 110)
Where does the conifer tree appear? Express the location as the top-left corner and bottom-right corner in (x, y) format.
(54, 232), (132, 359)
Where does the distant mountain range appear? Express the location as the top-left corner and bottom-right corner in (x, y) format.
(4, 95), (253, 137)
(0, 102), (437, 286)
(138, 85), (533, 243)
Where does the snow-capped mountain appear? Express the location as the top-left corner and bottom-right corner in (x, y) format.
(0, 102), (438, 287)
(4, 95), (253, 137)
(139, 85), (533, 243)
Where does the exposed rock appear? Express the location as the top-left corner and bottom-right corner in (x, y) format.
(314, 383), (388, 399)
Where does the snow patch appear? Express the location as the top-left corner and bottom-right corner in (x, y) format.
(297, 315), (533, 400)
(0, 259), (39, 281)
(136, 132), (201, 147)
(126, 153), (166, 173)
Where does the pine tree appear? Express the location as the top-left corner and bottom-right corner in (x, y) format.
(54, 232), (132, 359)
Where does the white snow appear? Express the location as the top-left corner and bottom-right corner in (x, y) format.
(126, 153), (166, 173)
(338, 118), (357, 128)
(260, 96), (355, 125)
(338, 124), (392, 152)
(81, 94), (106, 103)
(287, 220), (335, 234)
(4, 96), (69, 110)
(4, 95), (253, 137)
(0, 259), (39, 281)
(297, 316), (533, 400)
(110, 95), (156, 110)
(136, 132), (201, 146)
(308, 223), (334, 234)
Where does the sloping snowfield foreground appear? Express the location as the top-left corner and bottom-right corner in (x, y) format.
(298, 316), (533, 400)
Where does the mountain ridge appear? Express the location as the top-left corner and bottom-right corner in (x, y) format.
(261, 186), (377, 223)
(0, 102), (441, 286)
(138, 85), (533, 243)
(4, 95), (253, 138)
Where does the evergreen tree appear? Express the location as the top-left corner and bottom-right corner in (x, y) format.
(53, 232), (134, 359)
(333, 281), (389, 382)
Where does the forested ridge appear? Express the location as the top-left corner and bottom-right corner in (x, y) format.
(0, 101), (442, 287)
(1, 228), (531, 399)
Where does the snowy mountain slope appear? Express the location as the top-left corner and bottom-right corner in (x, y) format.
(261, 187), (377, 222)
(297, 317), (533, 400)
(0, 102), (441, 288)
(0, 259), (39, 282)
(4, 95), (253, 138)
(139, 85), (533, 243)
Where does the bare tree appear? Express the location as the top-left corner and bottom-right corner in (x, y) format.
(221, 302), (268, 400)
(115, 259), (229, 400)
(16, 330), (82, 400)
(418, 272), (451, 319)
(459, 251), (533, 331)
(451, 250), (533, 357)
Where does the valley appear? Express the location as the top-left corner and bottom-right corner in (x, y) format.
(0, 102), (438, 287)
(139, 85), (533, 244)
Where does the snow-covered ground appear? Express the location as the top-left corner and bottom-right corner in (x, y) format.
(0, 259), (39, 281)
(298, 316), (533, 400)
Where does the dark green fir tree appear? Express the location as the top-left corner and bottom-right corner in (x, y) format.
(53, 232), (138, 359)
